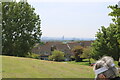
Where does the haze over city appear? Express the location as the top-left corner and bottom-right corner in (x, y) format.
(17, 0), (119, 39)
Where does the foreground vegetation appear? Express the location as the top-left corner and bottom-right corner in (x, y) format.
(2, 56), (95, 78)
(2, 1), (42, 57)
(91, 4), (120, 61)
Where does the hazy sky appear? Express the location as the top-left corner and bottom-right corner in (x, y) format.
(22, 0), (119, 38)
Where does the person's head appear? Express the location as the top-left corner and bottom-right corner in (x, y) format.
(93, 56), (119, 80)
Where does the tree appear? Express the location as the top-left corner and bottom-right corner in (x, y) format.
(2, 1), (42, 57)
(48, 50), (65, 61)
(72, 46), (83, 62)
(82, 47), (92, 64)
(108, 4), (120, 60)
(92, 3), (120, 60)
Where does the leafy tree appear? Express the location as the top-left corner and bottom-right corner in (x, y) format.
(72, 46), (83, 62)
(82, 47), (92, 64)
(48, 50), (65, 61)
(92, 3), (120, 60)
(108, 5), (120, 58)
(2, 1), (42, 57)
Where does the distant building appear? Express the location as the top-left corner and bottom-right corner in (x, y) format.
(79, 41), (94, 47)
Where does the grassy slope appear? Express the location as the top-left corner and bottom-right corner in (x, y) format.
(2, 56), (95, 78)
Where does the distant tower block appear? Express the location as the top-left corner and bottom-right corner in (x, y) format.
(62, 36), (64, 41)
(118, 1), (120, 8)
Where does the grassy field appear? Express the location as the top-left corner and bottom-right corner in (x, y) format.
(2, 56), (95, 78)
(67, 58), (96, 66)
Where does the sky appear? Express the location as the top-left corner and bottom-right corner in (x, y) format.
(17, 0), (119, 39)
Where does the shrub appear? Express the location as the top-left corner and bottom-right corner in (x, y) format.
(70, 56), (75, 61)
(26, 52), (40, 59)
(48, 50), (65, 61)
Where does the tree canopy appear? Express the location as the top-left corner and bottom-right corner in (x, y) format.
(92, 4), (120, 60)
(2, 1), (42, 56)
(72, 46), (83, 62)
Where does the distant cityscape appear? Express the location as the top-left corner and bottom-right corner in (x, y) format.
(41, 36), (95, 41)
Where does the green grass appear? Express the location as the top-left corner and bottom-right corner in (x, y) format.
(66, 58), (96, 66)
(67, 58), (119, 67)
(2, 56), (95, 78)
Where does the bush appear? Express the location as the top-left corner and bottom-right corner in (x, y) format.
(48, 50), (65, 61)
(70, 56), (75, 61)
(26, 52), (40, 59)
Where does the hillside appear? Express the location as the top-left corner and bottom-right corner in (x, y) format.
(2, 56), (95, 78)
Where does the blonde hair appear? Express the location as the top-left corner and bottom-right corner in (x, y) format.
(93, 56), (119, 79)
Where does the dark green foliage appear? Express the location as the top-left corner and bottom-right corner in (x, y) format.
(92, 24), (119, 60)
(48, 50), (65, 61)
(2, 2), (42, 57)
(70, 56), (75, 61)
(92, 4), (120, 60)
(72, 46), (83, 62)
(108, 5), (120, 42)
